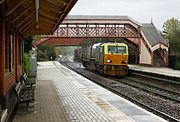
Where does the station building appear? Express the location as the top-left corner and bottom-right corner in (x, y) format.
(0, 0), (77, 121)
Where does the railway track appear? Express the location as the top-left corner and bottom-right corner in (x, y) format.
(97, 81), (180, 122)
(114, 77), (180, 102)
(92, 76), (180, 122)
(60, 62), (180, 122)
(129, 70), (180, 85)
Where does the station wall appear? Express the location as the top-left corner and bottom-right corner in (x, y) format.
(139, 39), (151, 65)
(0, 15), (23, 120)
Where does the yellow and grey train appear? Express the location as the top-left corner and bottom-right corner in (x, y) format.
(75, 42), (129, 76)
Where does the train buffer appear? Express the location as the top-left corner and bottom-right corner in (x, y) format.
(14, 75), (36, 112)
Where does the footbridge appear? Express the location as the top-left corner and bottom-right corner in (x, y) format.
(35, 15), (168, 66)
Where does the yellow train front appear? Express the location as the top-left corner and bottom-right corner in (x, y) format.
(95, 43), (129, 76)
(81, 42), (129, 76)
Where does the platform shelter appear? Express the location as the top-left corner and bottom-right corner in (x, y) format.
(0, 0), (77, 121)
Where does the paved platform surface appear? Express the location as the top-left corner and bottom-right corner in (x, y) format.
(13, 80), (67, 122)
(129, 65), (180, 78)
(13, 61), (167, 122)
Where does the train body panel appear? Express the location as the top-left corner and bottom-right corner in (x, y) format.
(104, 54), (128, 65)
(73, 47), (82, 62)
(104, 65), (128, 76)
(75, 42), (129, 76)
(81, 46), (91, 61)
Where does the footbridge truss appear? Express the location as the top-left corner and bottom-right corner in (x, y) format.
(34, 15), (168, 66)
(35, 15), (141, 46)
(54, 16), (140, 38)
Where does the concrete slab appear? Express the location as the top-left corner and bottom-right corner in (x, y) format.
(129, 65), (180, 78)
(13, 61), (168, 122)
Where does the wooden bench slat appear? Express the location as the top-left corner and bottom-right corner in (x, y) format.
(22, 73), (36, 86)
(14, 79), (35, 107)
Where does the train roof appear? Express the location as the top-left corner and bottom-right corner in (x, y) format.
(92, 42), (127, 48)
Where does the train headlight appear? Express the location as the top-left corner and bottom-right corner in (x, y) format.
(107, 60), (112, 63)
(122, 60), (127, 64)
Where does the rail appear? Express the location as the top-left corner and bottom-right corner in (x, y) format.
(60, 62), (180, 122)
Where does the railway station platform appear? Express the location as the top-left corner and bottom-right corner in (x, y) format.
(129, 65), (180, 79)
(13, 61), (167, 122)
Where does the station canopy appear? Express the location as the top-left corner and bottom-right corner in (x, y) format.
(1, 0), (77, 37)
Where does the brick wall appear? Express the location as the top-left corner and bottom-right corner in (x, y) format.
(0, 21), (23, 96)
(0, 21), (5, 96)
(47, 37), (84, 45)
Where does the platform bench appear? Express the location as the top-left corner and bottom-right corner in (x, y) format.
(22, 73), (36, 86)
(14, 79), (35, 110)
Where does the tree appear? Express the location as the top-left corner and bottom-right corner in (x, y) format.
(48, 45), (56, 60)
(37, 43), (56, 61)
(163, 18), (180, 35)
(163, 18), (180, 53)
(24, 36), (33, 53)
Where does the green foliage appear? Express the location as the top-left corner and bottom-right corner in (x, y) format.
(24, 53), (30, 75)
(37, 43), (56, 61)
(163, 18), (180, 35)
(37, 43), (49, 52)
(175, 61), (180, 70)
(171, 30), (180, 53)
(163, 18), (180, 53)
(48, 45), (56, 60)
(24, 36), (33, 53)
(37, 53), (46, 61)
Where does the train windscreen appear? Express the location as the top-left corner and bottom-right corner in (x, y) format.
(108, 46), (126, 54)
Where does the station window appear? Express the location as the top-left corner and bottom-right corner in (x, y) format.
(18, 40), (23, 65)
(9, 34), (14, 72)
(5, 25), (9, 72)
(20, 42), (23, 65)
(5, 26), (14, 73)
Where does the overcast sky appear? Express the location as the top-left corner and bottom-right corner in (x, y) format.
(69, 0), (180, 30)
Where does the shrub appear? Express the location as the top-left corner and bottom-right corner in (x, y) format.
(24, 53), (30, 76)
